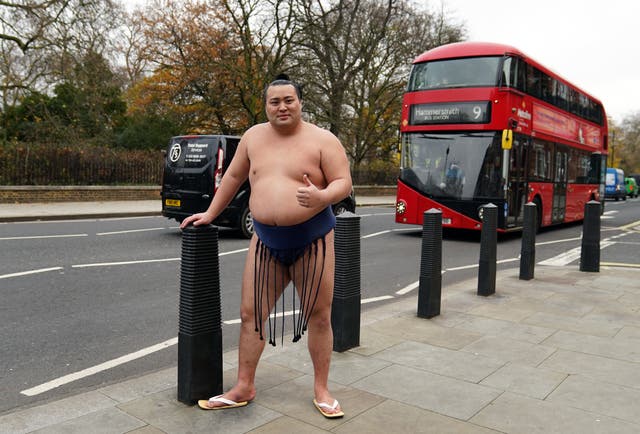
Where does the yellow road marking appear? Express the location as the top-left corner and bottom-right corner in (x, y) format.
(600, 262), (640, 269)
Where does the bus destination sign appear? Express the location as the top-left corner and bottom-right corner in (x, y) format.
(410, 101), (491, 125)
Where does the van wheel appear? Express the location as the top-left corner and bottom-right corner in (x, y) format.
(238, 204), (254, 239)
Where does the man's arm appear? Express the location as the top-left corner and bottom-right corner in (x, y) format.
(180, 136), (251, 228)
(296, 129), (352, 210)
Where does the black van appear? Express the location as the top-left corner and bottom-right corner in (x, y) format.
(161, 134), (356, 238)
(161, 135), (254, 237)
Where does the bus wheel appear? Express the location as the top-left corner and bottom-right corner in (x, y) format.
(533, 197), (542, 233)
(238, 203), (254, 239)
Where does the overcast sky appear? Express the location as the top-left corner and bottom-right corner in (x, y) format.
(122, 0), (636, 122)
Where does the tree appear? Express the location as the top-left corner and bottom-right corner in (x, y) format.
(131, 0), (247, 134)
(219, 0), (298, 125)
(291, 0), (465, 167)
(616, 112), (640, 174)
(0, 0), (125, 143)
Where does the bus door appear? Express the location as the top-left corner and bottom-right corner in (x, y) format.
(506, 135), (528, 228)
(552, 146), (568, 223)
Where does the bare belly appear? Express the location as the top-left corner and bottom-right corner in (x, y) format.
(249, 178), (325, 226)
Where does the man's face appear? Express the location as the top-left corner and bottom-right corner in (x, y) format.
(265, 84), (302, 129)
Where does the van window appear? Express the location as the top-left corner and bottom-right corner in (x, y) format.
(171, 137), (218, 169)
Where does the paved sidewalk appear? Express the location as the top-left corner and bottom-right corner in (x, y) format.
(2, 265), (640, 433)
(0, 196), (395, 222)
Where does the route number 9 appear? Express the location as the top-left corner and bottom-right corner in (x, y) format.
(472, 106), (483, 119)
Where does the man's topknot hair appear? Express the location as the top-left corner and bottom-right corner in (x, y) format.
(263, 73), (303, 101)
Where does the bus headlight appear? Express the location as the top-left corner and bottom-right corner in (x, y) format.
(396, 200), (407, 215)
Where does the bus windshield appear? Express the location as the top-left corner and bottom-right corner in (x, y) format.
(408, 56), (502, 91)
(400, 132), (503, 199)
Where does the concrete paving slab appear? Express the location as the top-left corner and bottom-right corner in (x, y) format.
(119, 388), (280, 434)
(546, 375), (640, 424)
(0, 391), (118, 434)
(347, 328), (404, 356)
(151, 402), (280, 434)
(247, 415), (328, 433)
(115, 388), (186, 424)
(584, 308), (640, 329)
(453, 315), (556, 344)
(31, 407), (146, 434)
(442, 290), (491, 313)
(126, 426), (166, 434)
(540, 349), (640, 389)
(99, 367), (176, 404)
(351, 364), (501, 421)
(615, 325), (640, 340)
(263, 345), (392, 386)
(256, 375), (384, 431)
(523, 312), (622, 337)
(367, 315), (482, 350)
(460, 336), (556, 367)
(479, 362), (568, 399)
(373, 341), (504, 383)
(333, 399), (501, 434)
(471, 392), (640, 434)
(467, 302), (536, 322)
(543, 330), (640, 362)
(508, 292), (597, 317)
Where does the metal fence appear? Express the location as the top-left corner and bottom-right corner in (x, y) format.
(0, 143), (164, 185)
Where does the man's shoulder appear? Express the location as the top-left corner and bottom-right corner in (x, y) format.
(241, 122), (270, 142)
(245, 122), (270, 135)
(303, 121), (338, 141)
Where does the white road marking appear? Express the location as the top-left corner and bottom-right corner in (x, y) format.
(220, 248), (249, 256)
(70, 248), (249, 268)
(538, 241), (615, 266)
(535, 237), (582, 246)
(396, 281), (419, 295)
(362, 295), (394, 304)
(362, 230), (392, 239)
(21, 337), (178, 396)
(72, 258), (181, 268)
(0, 267), (63, 280)
(0, 234), (87, 241)
(362, 227), (419, 239)
(96, 227), (167, 236)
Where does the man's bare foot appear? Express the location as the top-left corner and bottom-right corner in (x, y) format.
(313, 391), (343, 417)
(198, 385), (256, 410)
(313, 397), (344, 418)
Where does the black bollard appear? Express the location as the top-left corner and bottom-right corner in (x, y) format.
(177, 224), (223, 405)
(332, 212), (361, 352)
(519, 202), (537, 280)
(580, 200), (601, 272)
(417, 209), (442, 318)
(478, 203), (497, 296)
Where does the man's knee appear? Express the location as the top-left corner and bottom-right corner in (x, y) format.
(239, 303), (255, 325)
(308, 305), (332, 329)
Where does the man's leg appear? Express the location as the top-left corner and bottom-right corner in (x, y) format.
(202, 235), (289, 407)
(292, 231), (342, 415)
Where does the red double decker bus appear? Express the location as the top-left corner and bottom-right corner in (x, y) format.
(395, 42), (608, 231)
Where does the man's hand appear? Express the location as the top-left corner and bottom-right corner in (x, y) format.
(296, 174), (326, 208)
(180, 212), (213, 229)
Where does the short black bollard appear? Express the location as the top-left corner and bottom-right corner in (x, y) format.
(478, 203), (497, 296)
(332, 212), (361, 352)
(177, 224), (223, 405)
(519, 202), (537, 280)
(418, 209), (442, 318)
(580, 200), (601, 272)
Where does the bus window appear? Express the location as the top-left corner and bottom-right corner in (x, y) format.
(408, 57), (502, 91)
